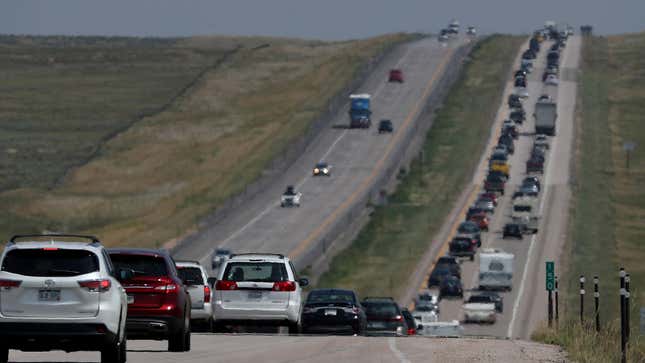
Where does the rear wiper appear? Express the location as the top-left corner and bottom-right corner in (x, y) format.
(48, 269), (81, 276)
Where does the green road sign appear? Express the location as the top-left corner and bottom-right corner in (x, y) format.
(546, 261), (555, 291)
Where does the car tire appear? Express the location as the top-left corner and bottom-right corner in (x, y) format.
(288, 322), (300, 335)
(0, 346), (8, 363)
(169, 313), (190, 352)
(469, 255), (474, 261)
(101, 337), (125, 363)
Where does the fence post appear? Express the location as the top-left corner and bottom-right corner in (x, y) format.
(626, 273), (631, 342)
(620, 268), (627, 363)
(594, 275), (600, 332)
(579, 275), (585, 324)
(555, 276), (559, 327)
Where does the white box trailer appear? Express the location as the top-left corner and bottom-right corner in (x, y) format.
(479, 249), (514, 290)
(535, 100), (557, 136)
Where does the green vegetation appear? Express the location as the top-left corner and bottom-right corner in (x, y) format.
(533, 32), (645, 363)
(317, 35), (524, 297)
(0, 33), (412, 247)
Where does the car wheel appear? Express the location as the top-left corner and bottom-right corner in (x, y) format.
(469, 255), (474, 261)
(101, 337), (125, 363)
(169, 313), (189, 352)
(288, 322), (300, 335)
(184, 321), (191, 352)
(0, 346), (8, 363)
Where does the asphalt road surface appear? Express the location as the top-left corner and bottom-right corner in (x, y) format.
(173, 36), (467, 271)
(410, 36), (581, 339)
(10, 334), (565, 363)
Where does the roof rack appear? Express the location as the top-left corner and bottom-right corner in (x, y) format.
(9, 234), (101, 245)
(229, 253), (285, 259)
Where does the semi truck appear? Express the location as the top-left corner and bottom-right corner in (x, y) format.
(534, 99), (557, 136)
(478, 249), (514, 290)
(349, 94), (372, 129)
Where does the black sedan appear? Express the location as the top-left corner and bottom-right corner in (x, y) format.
(300, 289), (367, 335)
(503, 223), (524, 239)
(440, 276), (463, 298)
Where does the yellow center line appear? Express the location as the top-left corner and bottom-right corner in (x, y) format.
(288, 46), (456, 260)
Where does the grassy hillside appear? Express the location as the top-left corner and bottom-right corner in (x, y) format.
(316, 35), (524, 298)
(0, 33), (412, 247)
(533, 31), (645, 363)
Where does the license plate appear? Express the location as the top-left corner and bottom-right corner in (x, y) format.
(127, 295), (134, 304)
(324, 309), (337, 316)
(368, 321), (385, 329)
(38, 289), (60, 302)
(248, 291), (262, 299)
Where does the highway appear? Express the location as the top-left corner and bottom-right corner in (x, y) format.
(10, 334), (564, 363)
(407, 35), (581, 339)
(173, 36), (467, 271)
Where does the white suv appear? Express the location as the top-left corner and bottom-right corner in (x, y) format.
(175, 261), (214, 330)
(213, 253), (308, 333)
(0, 234), (129, 363)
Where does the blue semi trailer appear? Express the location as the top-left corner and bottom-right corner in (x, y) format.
(349, 94), (371, 128)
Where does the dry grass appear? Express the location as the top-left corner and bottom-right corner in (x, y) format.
(0, 33), (412, 247)
(316, 35), (525, 297)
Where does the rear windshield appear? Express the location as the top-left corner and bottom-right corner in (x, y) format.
(307, 290), (355, 304)
(514, 205), (532, 212)
(1, 249), (99, 277)
(468, 295), (491, 303)
(110, 254), (168, 277)
(363, 302), (399, 316)
(222, 262), (288, 282)
(177, 267), (204, 285)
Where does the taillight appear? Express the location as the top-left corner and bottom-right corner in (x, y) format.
(154, 283), (178, 293)
(272, 281), (296, 292)
(0, 279), (22, 288)
(78, 279), (111, 292)
(407, 328), (417, 335)
(204, 285), (211, 303)
(351, 306), (360, 314)
(215, 280), (238, 290)
(302, 306), (315, 314)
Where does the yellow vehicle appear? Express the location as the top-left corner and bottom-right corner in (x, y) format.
(490, 160), (510, 177)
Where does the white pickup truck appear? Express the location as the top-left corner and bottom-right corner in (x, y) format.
(463, 302), (496, 324)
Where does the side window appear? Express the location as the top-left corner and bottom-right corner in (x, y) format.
(102, 249), (114, 276)
(289, 261), (298, 280)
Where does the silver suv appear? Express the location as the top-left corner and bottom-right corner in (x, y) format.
(175, 261), (214, 331)
(213, 253), (308, 333)
(0, 235), (129, 363)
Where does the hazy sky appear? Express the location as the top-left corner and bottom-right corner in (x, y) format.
(1, 0), (643, 40)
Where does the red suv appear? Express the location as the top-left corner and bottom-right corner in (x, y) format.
(108, 249), (191, 352)
(388, 69), (404, 83)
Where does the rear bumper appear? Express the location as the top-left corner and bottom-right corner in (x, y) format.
(190, 305), (213, 322)
(301, 315), (361, 333)
(125, 316), (180, 339)
(213, 302), (299, 324)
(0, 322), (117, 351)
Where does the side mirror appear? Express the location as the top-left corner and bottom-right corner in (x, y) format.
(116, 268), (134, 281)
(298, 278), (309, 287)
(207, 277), (218, 288)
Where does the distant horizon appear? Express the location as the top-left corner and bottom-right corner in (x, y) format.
(2, 0), (644, 41)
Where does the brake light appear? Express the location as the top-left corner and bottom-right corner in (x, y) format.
(78, 279), (111, 292)
(215, 280), (238, 290)
(42, 247), (58, 251)
(407, 328), (417, 335)
(272, 281), (296, 292)
(351, 306), (360, 314)
(154, 283), (178, 293)
(204, 285), (211, 303)
(0, 279), (21, 288)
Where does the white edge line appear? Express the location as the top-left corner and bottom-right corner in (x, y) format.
(388, 337), (412, 363)
(506, 36), (577, 338)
